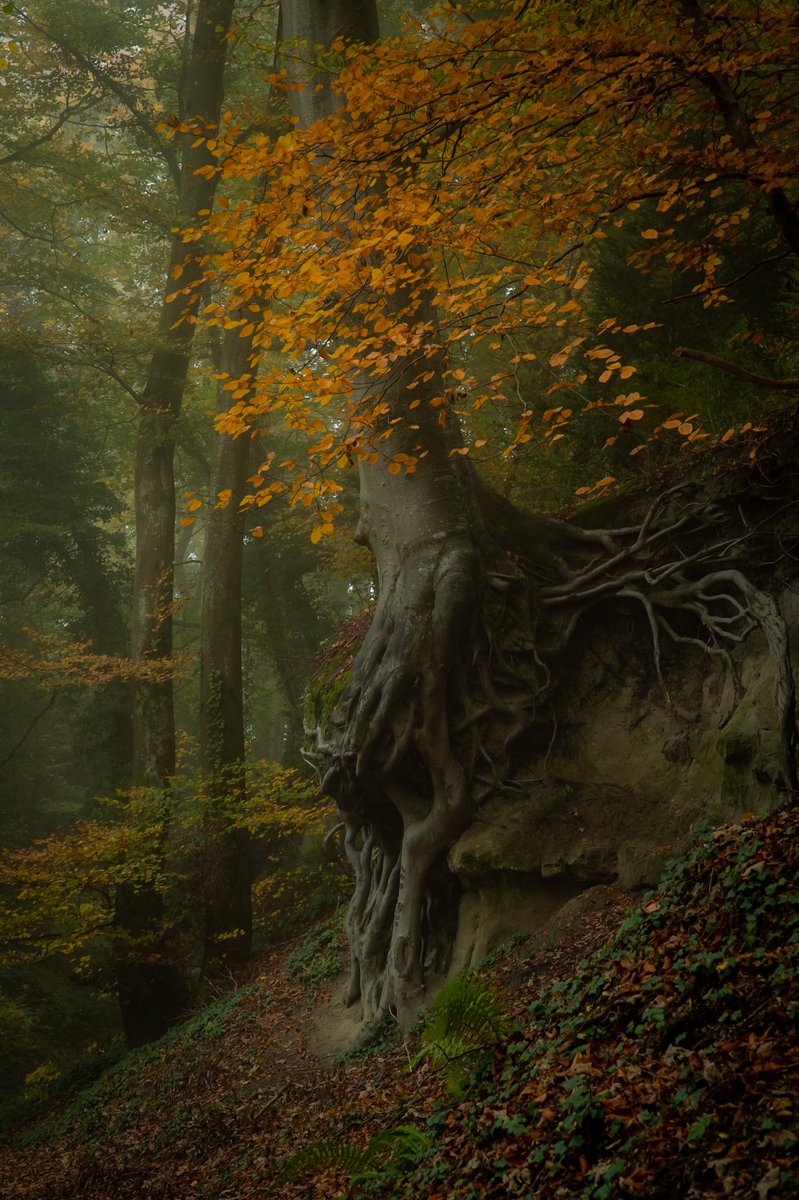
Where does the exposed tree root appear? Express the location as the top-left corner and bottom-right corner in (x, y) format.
(539, 485), (797, 786)
(305, 480), (797, 1034)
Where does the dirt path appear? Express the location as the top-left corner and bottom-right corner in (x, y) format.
(0, 885), (633, 1199)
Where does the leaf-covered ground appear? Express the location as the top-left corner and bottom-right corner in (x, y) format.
(1, 805), (797, 1199)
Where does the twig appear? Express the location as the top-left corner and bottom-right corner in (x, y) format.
(666, 251), (791, 303)
(0, 693), (57, 772)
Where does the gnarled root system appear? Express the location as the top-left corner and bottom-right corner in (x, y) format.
(305, 482), (797, 1033)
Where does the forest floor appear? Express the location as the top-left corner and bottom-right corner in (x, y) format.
(0, 804), (797, 1199)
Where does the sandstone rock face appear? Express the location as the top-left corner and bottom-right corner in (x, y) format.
(449, 586), (797, 973)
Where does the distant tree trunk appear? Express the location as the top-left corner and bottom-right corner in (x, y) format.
(118, 0), (237, 1048)
(72, 529), (132, 795)
(255, 552), (332, 765)
(199, 329), (253, 977)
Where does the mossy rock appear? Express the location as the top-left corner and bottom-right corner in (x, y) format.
(569, 479), (640, 529)
(303, 607), (372, 735)
(303, 650), (353, 734)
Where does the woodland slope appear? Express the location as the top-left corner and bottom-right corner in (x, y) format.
(0, 803), (796, 1199)
(2, 424), (798, 1198)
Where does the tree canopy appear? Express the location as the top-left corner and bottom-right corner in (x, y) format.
(180, 0), (799, 533)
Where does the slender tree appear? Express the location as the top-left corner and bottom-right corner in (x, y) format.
(198, 328), (254, 976)
(118, 0), (238, 1046)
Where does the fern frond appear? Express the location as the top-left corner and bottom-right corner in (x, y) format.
(277, 1137), (372, 1183)
(277, 1125), (431, 1187)
(416, 972), (510, 1093)
(425, 972), (510, 1054)
(369, 1124), (432, 1160)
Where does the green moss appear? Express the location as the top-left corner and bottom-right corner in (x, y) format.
(303, 649), (353, 735)
(570, 480), (638, 529)
(286, 915), (345, 990)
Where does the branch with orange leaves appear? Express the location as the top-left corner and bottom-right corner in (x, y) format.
(0, 631), (182, 689)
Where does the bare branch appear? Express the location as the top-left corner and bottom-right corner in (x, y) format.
(673, 346), (799, 390)
(0, 693), (57, 773)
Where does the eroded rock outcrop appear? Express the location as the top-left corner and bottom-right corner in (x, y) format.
(448, 438), (799, 972)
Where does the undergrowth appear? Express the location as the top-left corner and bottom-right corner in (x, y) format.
(413, 972), (513, 1095)
(355, 804), (799, 1199)
(287, 913), (346, 990)
(4, 807), (797, 1200)
(14, 980), (264, 1148)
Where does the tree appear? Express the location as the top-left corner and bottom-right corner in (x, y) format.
(2, 0), (246, 1044)
(117, 0), (241, 1046)
(3, 0), (337, 1041)
(198, 329), (254, 976)
(202, 0), (799, 1032)
(0, 342), (130, 837)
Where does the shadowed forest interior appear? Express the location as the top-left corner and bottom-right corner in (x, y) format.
(1, 2), (798, 1196)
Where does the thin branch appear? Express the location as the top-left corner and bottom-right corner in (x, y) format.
(0, 93), (96, 166)
(61, 356), (143, 403)
(0, 693), (57, 773)
(673, 346), (799, 390)
(666, 251), (792, 304)
(0, 203), (57, 245)
(0, 575), (46, 607)
(680, 0), (799, 259)
(18, 10), (182, 192)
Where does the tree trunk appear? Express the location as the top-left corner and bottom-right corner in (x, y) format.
(118, 0), (237, 1048)
(72, 529), (132, 796)
(318, 333), (559, 1028)
(199, 329), (254, 977)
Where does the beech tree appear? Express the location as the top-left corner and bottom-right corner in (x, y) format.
(3, 0), (338, 1040)
(113, 0), (243, 1046)
(195, 0), (799, 1034)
